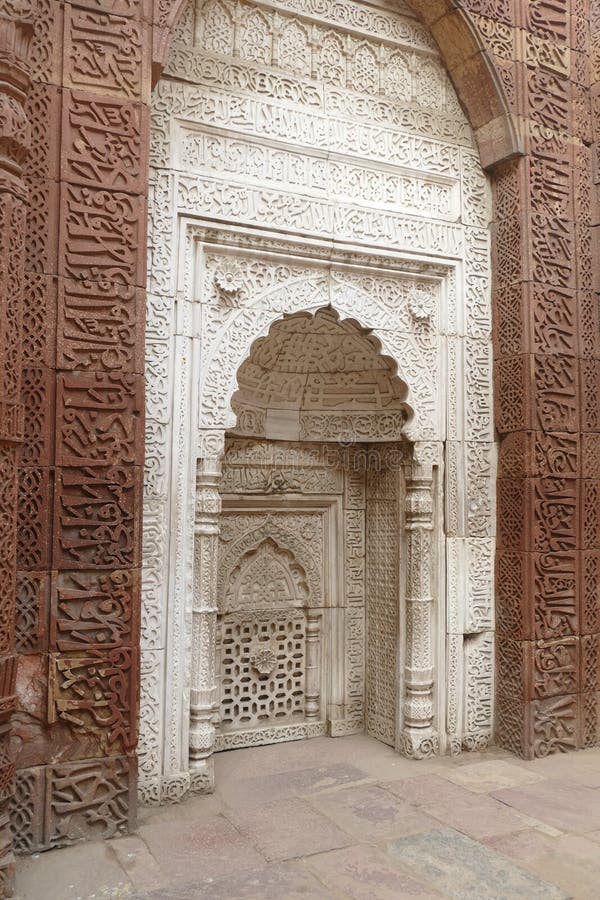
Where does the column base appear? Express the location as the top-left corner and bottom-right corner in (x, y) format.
(398, 729), (439, 760)
(190, 757), (215, 795)
(138, 759), (215, 807)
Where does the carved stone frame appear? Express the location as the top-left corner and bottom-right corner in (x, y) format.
(140, 214), (495, 802)
(189, 437), (445, 783)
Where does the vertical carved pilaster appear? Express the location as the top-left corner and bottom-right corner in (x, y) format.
(305, 611), (321, 719)
(0, 6), (31, 894)
(400, 444), (438, 760)
(189, 454), (222, 792)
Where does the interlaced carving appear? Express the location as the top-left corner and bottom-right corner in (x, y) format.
(224, 539), (309, 612)
(365, 466), (399, 747)
(218, 610), (306, 731)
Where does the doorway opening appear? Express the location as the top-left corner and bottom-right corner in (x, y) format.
(211, 308), (421, 753)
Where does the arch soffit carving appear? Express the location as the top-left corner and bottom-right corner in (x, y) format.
(152, 0), (522, 171)
(233, 306), (412, 414)
(208, 303), (423, 438)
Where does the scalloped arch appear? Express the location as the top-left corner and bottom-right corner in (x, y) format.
(231, 306), (413, 441)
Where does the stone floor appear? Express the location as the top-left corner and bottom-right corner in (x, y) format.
(14, 734), (600, 899)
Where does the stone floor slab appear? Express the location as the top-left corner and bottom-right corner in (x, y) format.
(14, 841), (132, 900)
(387, 827), (567, 899)
(487, 831), (600, 899)
(420, 792), (532, 840)
(130, 862), (333, 900)
(217, 762), (369, 808)
(304, 843), (444, 898)
(309, 783), (438, 841)
(438, 760), (546, 793)
(225, 796), (351, 861)
(139, 813), (265, 882)
(381, 774), (477, 806)
(492, 779), (600, 834)
(137, 791), (222, 826)
(109, 835), (165, 892)
(14, 736), (600, 899)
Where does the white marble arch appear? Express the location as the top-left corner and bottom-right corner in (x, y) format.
(141, 0), (496, 804)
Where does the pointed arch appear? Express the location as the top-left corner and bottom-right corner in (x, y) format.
(402, 1), (522, 168)
(153, 0), (522, 168)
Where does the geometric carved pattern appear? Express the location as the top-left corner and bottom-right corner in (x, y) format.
(216, 494), (323, 748)
(218, 512), (324, 611)
(365, 468), (399, 747)
(224, 539), (309, 612)
(218, 610), (306, 731)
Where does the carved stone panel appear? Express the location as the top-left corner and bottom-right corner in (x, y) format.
(216, 500), (327, 749)
(365, 465), (400, 747)
(142, 0), (495, 799)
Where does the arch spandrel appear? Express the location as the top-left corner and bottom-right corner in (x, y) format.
(153, 0), (522, 169)
(199, 296), (434, 442)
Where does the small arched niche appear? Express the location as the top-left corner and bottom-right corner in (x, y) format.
(231, 306), (413, 443)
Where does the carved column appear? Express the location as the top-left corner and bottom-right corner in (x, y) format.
(305, 611), (322, 719)
(0, 7), (30, 894)
(492, 3), (596, 759)
(189, 454), (222, 792)
(400, 447), (438, 759)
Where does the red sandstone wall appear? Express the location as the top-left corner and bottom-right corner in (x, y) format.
(6, 0), (151, 869)
(409, 0), (600, 758)
(0, 1), (595, 896)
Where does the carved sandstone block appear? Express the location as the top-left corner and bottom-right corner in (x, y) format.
(53, 465), (141, 571)
(45, 756), (136, 847)
(56, 279), (144, 374)
(61, 90), (149, 195)
(56, 372), (144, 468)
(48, 649), (137, 755)
(50, 568), (138, 655)
(64, 7), (146, 101)
(58, 183), (147, 287)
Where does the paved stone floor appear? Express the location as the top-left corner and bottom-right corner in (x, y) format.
(15, 734), (600, 899)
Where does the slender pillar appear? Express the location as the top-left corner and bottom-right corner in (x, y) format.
(305, 611), (322, 719)
(400, 445), (438, 759)
(189, 453), (222, 792)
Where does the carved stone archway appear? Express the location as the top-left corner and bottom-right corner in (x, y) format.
(188, 306), (446, 786)
(0, 0), (592, 889)
(141, 0), (497, 802)
(152, 0), (521, 171)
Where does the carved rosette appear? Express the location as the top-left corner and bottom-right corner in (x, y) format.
(249, 640), (278, 675)
(401, 444), (438, 759)
(189, 454), (223, 788)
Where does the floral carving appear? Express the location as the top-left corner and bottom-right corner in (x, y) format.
(249, 641), (278, 675)
(214, 259), (244, 303)
(408, 285), (436, 323)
